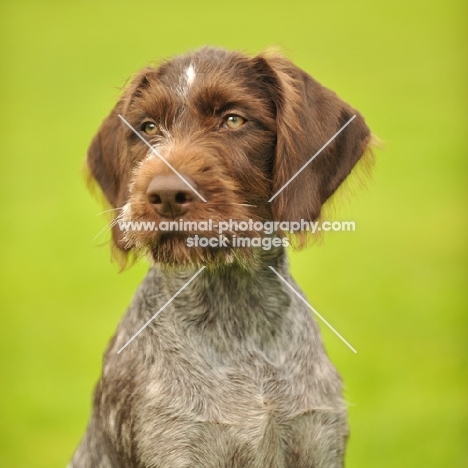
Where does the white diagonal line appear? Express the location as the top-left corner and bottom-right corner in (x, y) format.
(118, 114), (207, 202)
(117, 266), (206, 354)
(268, 115), (356, 202)
(269, 266), (357, 353)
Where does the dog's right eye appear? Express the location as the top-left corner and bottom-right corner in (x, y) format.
(223, 115), (246, 130)
(141, 122), (159, 135)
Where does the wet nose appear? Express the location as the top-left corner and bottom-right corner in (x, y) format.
(146, 174), (198, 218)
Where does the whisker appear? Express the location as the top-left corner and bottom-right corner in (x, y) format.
(92, 212), (124, 243)
(92, 222), (114, 243)
(96, 207), (123, 216)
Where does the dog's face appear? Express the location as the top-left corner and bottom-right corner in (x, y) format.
(88, 47), (371, 267)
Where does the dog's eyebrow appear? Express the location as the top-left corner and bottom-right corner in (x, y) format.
(214, 102), (251, 115)
(118, 114), (207, 202)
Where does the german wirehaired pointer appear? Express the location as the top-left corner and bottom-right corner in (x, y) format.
(70, 47), (372, 467)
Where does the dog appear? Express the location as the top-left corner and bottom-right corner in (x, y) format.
(69, 46), (372, 467)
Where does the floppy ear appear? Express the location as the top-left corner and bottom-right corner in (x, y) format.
(87, 98), (131, 255)
(256, 54), (372, 224)
(88, 105), (125, 206)
(87, 69), (157, 258)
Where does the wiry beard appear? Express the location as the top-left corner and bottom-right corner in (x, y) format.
(129, 232), (263, 271)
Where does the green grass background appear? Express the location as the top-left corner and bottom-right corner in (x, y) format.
(0, 0), (466, 466)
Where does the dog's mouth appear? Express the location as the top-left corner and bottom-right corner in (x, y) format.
(119, 216), (279, 269)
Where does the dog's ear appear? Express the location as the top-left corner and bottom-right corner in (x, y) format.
(87, 103), (126, 208)
(87, 69), (157, 260)
(87, 99), (131, 256)
(254, 54), (372, 225)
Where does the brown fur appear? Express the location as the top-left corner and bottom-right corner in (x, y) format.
(87, 48), (370, 266)
(70, 47), (372, 467)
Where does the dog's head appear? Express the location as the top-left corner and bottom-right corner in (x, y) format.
(87, 47), (372, 268)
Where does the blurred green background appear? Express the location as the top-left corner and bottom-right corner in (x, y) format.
(0, 0), (466, 466)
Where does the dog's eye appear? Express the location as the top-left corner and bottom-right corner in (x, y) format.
(141, 122), (159, 135)
(223, 115), (246, 130)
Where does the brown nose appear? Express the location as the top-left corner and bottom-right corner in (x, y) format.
(146, 174), (198, 218)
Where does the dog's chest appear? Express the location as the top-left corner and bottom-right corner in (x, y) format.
(133, 350), (307, 467)
(127, 319), (338, 467)
(105, 270), (346, 466)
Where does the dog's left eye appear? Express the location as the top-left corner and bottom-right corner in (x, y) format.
(141, 121), (159, 135)
(223, 115), (246, 130)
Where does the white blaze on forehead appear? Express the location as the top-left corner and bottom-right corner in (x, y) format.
(185, 64), (196, 87)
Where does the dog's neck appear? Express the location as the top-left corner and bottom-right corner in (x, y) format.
(140, 247), (293, 353)
(154, 245), (290, 300)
